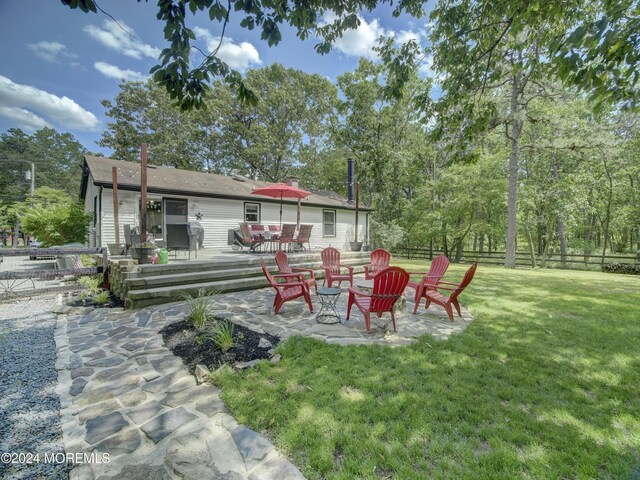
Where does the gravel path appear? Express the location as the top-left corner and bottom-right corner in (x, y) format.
(0, 295), (70, 480)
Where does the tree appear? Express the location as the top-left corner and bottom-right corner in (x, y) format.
(100, 80), (204, 169)
(62, 1), (640, 110)
(333, 59), (431, 241)
(0, 127), (89, 198)
(19, 187), (92, 246)
(199, 64), (339, 181)
(61, 0), (424, 109)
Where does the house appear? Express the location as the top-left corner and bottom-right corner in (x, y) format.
(80, 156), (371, 251)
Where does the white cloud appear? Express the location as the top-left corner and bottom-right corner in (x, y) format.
(0, 107), (50, 131)
(322, 14), (387, 59)
(193, 27), (261, 71)
(27, 41), (78, 63)
(84, 19), (160, 60)
(94, 62), (145, 81)
(0, 75), (100, 131)
(395, 30), (421, 45)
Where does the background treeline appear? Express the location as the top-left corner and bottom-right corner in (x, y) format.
(1, 61), (638, 262)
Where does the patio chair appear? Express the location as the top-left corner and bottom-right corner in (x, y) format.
(417, 262), (477, 321)
(166, 224), (198, 260)
(278, 224), (297, 251)
(320, 247), (354, 287)
(260, 258), (313, 314)
(406, 255), (450, 313)
(250, 224), (266, 239)
(268, 225), (281, 238)
(275, 250), (317, 293)
(364, 248), (392, 280)
(346, 266), (410, 333)
(293, 224), (313, 252)
(238, 223), (264, 252)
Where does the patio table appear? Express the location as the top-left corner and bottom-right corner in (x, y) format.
(316, 287), (341, 324)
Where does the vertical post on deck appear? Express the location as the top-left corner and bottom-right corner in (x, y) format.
(140, 143), (148, 244)
(112, 167), (120, 245)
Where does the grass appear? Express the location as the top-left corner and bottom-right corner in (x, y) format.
(215, 263), (640, 479)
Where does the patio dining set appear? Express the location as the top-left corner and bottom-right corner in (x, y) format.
(236, 222), (313, 253)
(261, 247), (478, 333)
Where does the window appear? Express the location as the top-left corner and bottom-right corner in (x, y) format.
(93, 196), (98, 226)
(244, 202), (260, 223)
(323, 209), (336, 237)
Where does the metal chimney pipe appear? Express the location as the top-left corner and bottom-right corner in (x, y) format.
(347, 158), (354, 204)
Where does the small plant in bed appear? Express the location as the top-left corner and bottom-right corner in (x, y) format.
(161, 317), (279, 374)
(183, 289), (216, 329)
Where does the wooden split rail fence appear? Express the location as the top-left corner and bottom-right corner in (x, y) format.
(394, 248), (640, 271)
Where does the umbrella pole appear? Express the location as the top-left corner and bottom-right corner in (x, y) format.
(279, 193), (283, 229)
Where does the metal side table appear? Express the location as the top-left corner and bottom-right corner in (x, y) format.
(316, 287), (341, 324)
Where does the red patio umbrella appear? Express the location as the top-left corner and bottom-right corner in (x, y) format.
(251, 183), (311, 228)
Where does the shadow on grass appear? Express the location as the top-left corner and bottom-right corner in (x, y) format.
(216, 265), (640, 479)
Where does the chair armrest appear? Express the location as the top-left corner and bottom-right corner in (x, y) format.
(340, 264), (354, 273)
(291, 267), (315, 277)
(275, 281), (308, 288)
(433, 286), (456, 291)
(348, 287), (371, 297)
(437, 280), (461, 287)
(274, 273), (304, 280)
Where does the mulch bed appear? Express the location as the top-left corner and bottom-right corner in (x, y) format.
(67, 292), (124, 309)
(160, 319), (280, 374)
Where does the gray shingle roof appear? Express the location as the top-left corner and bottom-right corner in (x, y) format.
(82, 156), (372, 211)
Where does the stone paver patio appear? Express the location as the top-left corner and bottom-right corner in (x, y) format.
(53, 281), (472, 479)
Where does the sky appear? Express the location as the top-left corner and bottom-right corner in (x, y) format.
(0, 1), (433, 157)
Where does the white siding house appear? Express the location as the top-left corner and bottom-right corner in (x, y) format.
(80, 156), (371, 251)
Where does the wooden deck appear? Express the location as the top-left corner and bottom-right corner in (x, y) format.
(109, 250), (370, 309)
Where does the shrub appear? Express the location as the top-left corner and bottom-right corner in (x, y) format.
(20, 192), (92, 246)
(93, 290), (110, 304)
(79, 275), (102, 294)
(602, 263), (640, 275)
(212, 320), (236, 352)
(184, 289), (215, 329)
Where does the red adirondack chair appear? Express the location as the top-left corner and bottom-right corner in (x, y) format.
(320, 247), (354, 287)
(417, 262), (477, 321)
(346, 266), (410, 333)
(260, 258), (313, 314)
(406, 255), (450, 313)
(275, 250), (317, 293)
(364, 248), (392, 280)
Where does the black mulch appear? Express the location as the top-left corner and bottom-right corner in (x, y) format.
(67, 292), (124, 309)
(160, 320), (280, 374)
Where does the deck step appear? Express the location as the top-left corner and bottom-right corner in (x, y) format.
(112, 252), (371, 309)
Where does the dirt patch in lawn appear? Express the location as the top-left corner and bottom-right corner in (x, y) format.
(160, 320), (280, 374)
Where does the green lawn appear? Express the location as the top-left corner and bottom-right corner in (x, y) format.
(215, 263), (640, 479)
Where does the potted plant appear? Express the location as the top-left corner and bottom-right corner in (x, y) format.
(107, 243), (125, 255)
(350, 241), (363, 251)
(130, 243), (157, 264)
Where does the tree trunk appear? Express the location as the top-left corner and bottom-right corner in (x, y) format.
(442, 222), (449, 258)
(12, 220), (20, 248)
(505, 71), (523, 269)
(558, 217), (567, 267)
(540, 219), (556, 268)
(601, 159), (613, 266)
(479, 234), (484, 253)
(524, 209), (537, 268)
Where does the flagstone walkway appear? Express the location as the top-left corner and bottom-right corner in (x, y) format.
(53, 285), (472, 479)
